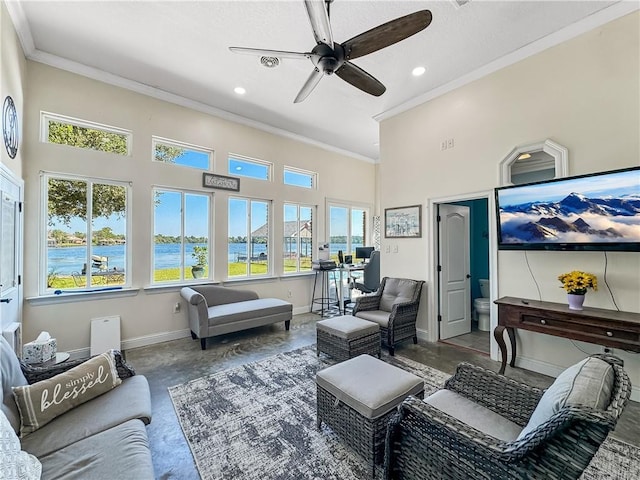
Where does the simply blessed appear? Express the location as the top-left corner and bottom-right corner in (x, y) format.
(40, 365), (110, 412)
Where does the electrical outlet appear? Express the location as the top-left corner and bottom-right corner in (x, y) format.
(385, 245), (390, 253)
(440, 141), (447, 151)
(173, 302), (181, 313)
(393, 245), (399, 253)
(287, 290), (292, 298)
(447, 138), (454, 149)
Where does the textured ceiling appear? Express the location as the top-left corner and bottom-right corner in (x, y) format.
(9, 0), (634, 161)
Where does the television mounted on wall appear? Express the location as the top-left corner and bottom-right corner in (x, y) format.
(495, 166), (640, 252)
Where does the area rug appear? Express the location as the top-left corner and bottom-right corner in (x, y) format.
(168, 345), (639, 480)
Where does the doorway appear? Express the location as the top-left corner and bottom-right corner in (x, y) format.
(436, 196), (490, 355)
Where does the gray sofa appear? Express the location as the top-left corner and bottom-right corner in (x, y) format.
(181, 285), (293, 350)
(1, 336), (154, 479)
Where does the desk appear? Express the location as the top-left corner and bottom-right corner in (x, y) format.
(494, 296), (640, 374)
(337, 264), (365, 310)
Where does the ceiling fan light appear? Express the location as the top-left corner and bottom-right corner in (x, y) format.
(260, 56), (279, 68)
(412, 66), (426, 77)
(234, 86), (246, 95)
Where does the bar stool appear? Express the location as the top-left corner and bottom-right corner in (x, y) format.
(311, 266), (341, 317)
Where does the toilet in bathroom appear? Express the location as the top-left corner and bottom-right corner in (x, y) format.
(474, 279), (491, 332)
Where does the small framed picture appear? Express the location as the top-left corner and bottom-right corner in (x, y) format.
(385, 205), (422, 238)
(202, 173), (240, 192)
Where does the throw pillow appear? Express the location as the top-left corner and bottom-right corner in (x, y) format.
(517, 356), (613, 440)
(0, 410), (42, 479)
(12, 351), (122, 437)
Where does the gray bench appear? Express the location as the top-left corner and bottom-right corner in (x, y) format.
(180, 285), (292, 349)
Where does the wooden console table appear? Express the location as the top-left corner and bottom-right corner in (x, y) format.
(494, 296), (640, 374)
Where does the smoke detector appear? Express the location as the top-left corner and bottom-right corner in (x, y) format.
(260, 56), (279, 68)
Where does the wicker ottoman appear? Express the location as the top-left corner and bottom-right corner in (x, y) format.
(316, 315), (380, 361)
(316, 354), (424, 473)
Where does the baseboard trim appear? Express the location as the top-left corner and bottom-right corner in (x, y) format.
(416, 328), (429, 341)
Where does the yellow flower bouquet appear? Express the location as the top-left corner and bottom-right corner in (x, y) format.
(558, 270), (597, 295)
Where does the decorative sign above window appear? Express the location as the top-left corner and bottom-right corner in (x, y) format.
(203, 173), (240, 192)
(3, 96), (19, 159)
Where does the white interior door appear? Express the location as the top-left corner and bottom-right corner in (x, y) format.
(439, 204), (471, 340)
(0, 164), (24, 347)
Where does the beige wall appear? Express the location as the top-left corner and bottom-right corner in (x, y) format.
(1, 1), (27, 176)
(380, 12), (639, 391)
(22, 62), (375, 352)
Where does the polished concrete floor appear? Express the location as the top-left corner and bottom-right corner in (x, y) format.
(126, 312), (640, 480)
(440, 324), (491, 354)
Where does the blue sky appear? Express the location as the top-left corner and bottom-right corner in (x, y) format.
(499, 169), (639, 207)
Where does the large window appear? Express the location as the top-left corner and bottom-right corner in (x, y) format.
(228, 197), (270, 278)
(328, 204), (368, 262)
(43, 174), (130, 293)
(153, 189), (210, 283)
(283, 203), (313, 274)
(152, 136), (212, 170)
(41, 112), (131, 156)
(228, 155), (271, 181)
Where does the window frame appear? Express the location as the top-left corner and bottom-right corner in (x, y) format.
(228, 154), (272, 181)
(151, 186), (213, 285)
(228, 196), (272, 279)
(283, 202), (315, 275)
(40, 172), (132, 295)
(151, 136), (213, 171)
(40, 111), (132, 156)
(326, 199), (371, 262)
(283, 166), (317, 189)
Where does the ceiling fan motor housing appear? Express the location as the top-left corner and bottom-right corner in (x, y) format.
(311, 42), (345, 75)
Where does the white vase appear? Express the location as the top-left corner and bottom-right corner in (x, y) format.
(567, 293), (585, 310)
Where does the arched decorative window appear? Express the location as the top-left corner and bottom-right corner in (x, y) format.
(499, 139), (568, 185)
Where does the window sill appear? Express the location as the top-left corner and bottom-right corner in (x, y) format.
(27, 287), (140, 306)
(143, 281), (220, 294)
(280, 272), (315, 279)
(223, 275), (279, 285)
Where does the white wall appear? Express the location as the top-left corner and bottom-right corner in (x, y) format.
(380, 12), (639, 392)
(21, 62), (375, 353)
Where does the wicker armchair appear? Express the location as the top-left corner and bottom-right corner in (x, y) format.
(352, 277), (424, 355)
(384, 354), (631, 480)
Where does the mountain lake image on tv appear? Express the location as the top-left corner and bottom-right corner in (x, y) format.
(495, 166), (640, 251)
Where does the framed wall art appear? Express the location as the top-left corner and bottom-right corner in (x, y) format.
(385, 205), (422, 238)
(202, 173), (240, 191)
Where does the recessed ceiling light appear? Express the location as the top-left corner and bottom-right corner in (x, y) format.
(234, 87), (246, 95)
(412, 66), (426, 77)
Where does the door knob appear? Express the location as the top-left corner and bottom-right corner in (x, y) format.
(0, 298), (12, 303)
(466, 274), (471, 279)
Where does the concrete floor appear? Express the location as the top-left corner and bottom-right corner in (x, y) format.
(126, 312), (640, 480)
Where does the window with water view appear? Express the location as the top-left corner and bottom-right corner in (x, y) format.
(228, 197), (270, 277)
(283, 204), (313, 273)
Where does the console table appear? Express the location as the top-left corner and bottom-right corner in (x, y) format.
(494, 296), (640, 374)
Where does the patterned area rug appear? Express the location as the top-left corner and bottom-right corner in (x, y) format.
(168, 345), (639, 480)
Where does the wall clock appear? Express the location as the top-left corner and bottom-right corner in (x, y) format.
(3, 96), (19, 159)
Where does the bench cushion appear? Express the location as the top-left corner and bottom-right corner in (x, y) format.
(316, 354), (423, 419)
(208, 298), (292, 326)
(317, 315), (379, 339)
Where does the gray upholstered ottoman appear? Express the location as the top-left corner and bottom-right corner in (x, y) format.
(316, 315), (381, 361)
(316, 354), (424, 472)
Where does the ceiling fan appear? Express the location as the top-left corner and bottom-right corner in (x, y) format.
(229, 0), (432, 103)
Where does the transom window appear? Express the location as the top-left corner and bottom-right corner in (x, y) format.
(43, 173), (131, 294)
(152, 188), (211, 283)
(228, 155), (271, 181)
(41, 112), (131, 156)
(283, 203), (314, 274)
(284, 167), (316, 189)
(228, 197), (271, 278)
(152, 136), (212, 170)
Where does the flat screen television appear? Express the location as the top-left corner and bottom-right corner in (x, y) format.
(495, 166), (640, 251)
(355, 246), (375, 262)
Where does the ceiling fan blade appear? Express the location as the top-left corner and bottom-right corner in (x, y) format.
(335, 61), (386, 97)
(229, 46), (312, 60)
(304, 0), (334, 47)
(294, 68), (324, 103)
(342, 10), (432, 60)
